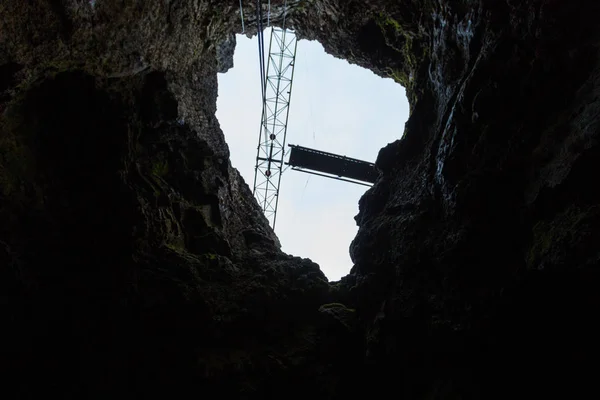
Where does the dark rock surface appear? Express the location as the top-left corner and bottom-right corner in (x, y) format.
(2, 0), (600, 398)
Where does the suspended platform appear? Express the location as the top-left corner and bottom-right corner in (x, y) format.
(286, 144), (378, 186)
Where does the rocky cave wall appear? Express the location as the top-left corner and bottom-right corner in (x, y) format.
(2, 0), (600, 398)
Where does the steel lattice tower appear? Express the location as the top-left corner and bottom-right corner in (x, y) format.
(252, 27), (298, 229)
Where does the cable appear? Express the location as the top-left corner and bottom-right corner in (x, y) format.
(256, 0), (266, 101)
(308, 57), (316, 145)
(282, 0), (288, 29)
(300, 175), (310, 201)
(239, 0), (245, 33)
(301, 43), (317, 146)
(256, 4), (264, 103)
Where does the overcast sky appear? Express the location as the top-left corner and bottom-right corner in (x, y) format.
(216, 31), (409, 281)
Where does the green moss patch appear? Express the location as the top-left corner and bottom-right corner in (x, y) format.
(152, 156), (169, 177)
(374, 11), (426, 107)
(0, 99), (39, 205)
(528, 205), (600, 269)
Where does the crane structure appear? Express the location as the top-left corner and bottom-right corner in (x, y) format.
(245, 1), (375, 230)
(252, 13), (298, 229)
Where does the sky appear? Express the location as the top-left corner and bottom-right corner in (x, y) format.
(216, 31), (409, 281)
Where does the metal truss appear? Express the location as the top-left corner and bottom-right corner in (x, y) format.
(289, 167), (374, 188)
(286, 144), (377, 187)
(252, 27), (298, 229)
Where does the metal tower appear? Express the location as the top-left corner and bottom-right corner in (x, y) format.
(252, 27), (298, 229)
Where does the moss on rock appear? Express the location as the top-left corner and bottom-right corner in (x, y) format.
(528, 205), (600, 270)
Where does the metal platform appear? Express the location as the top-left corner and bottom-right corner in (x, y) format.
(286, 144), (378, 186)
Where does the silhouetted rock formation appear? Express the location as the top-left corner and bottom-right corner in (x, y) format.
(1, 0), (599, 398)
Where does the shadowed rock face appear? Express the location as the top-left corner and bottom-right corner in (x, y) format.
(1, 0), (600, 398)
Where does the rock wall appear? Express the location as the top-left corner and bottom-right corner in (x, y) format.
(0, 1), (330, 397)
(1, 0), (599, 398)
(300, 0), (600, 397)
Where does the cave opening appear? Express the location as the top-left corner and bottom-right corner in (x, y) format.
(217, 32), (409, 280)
